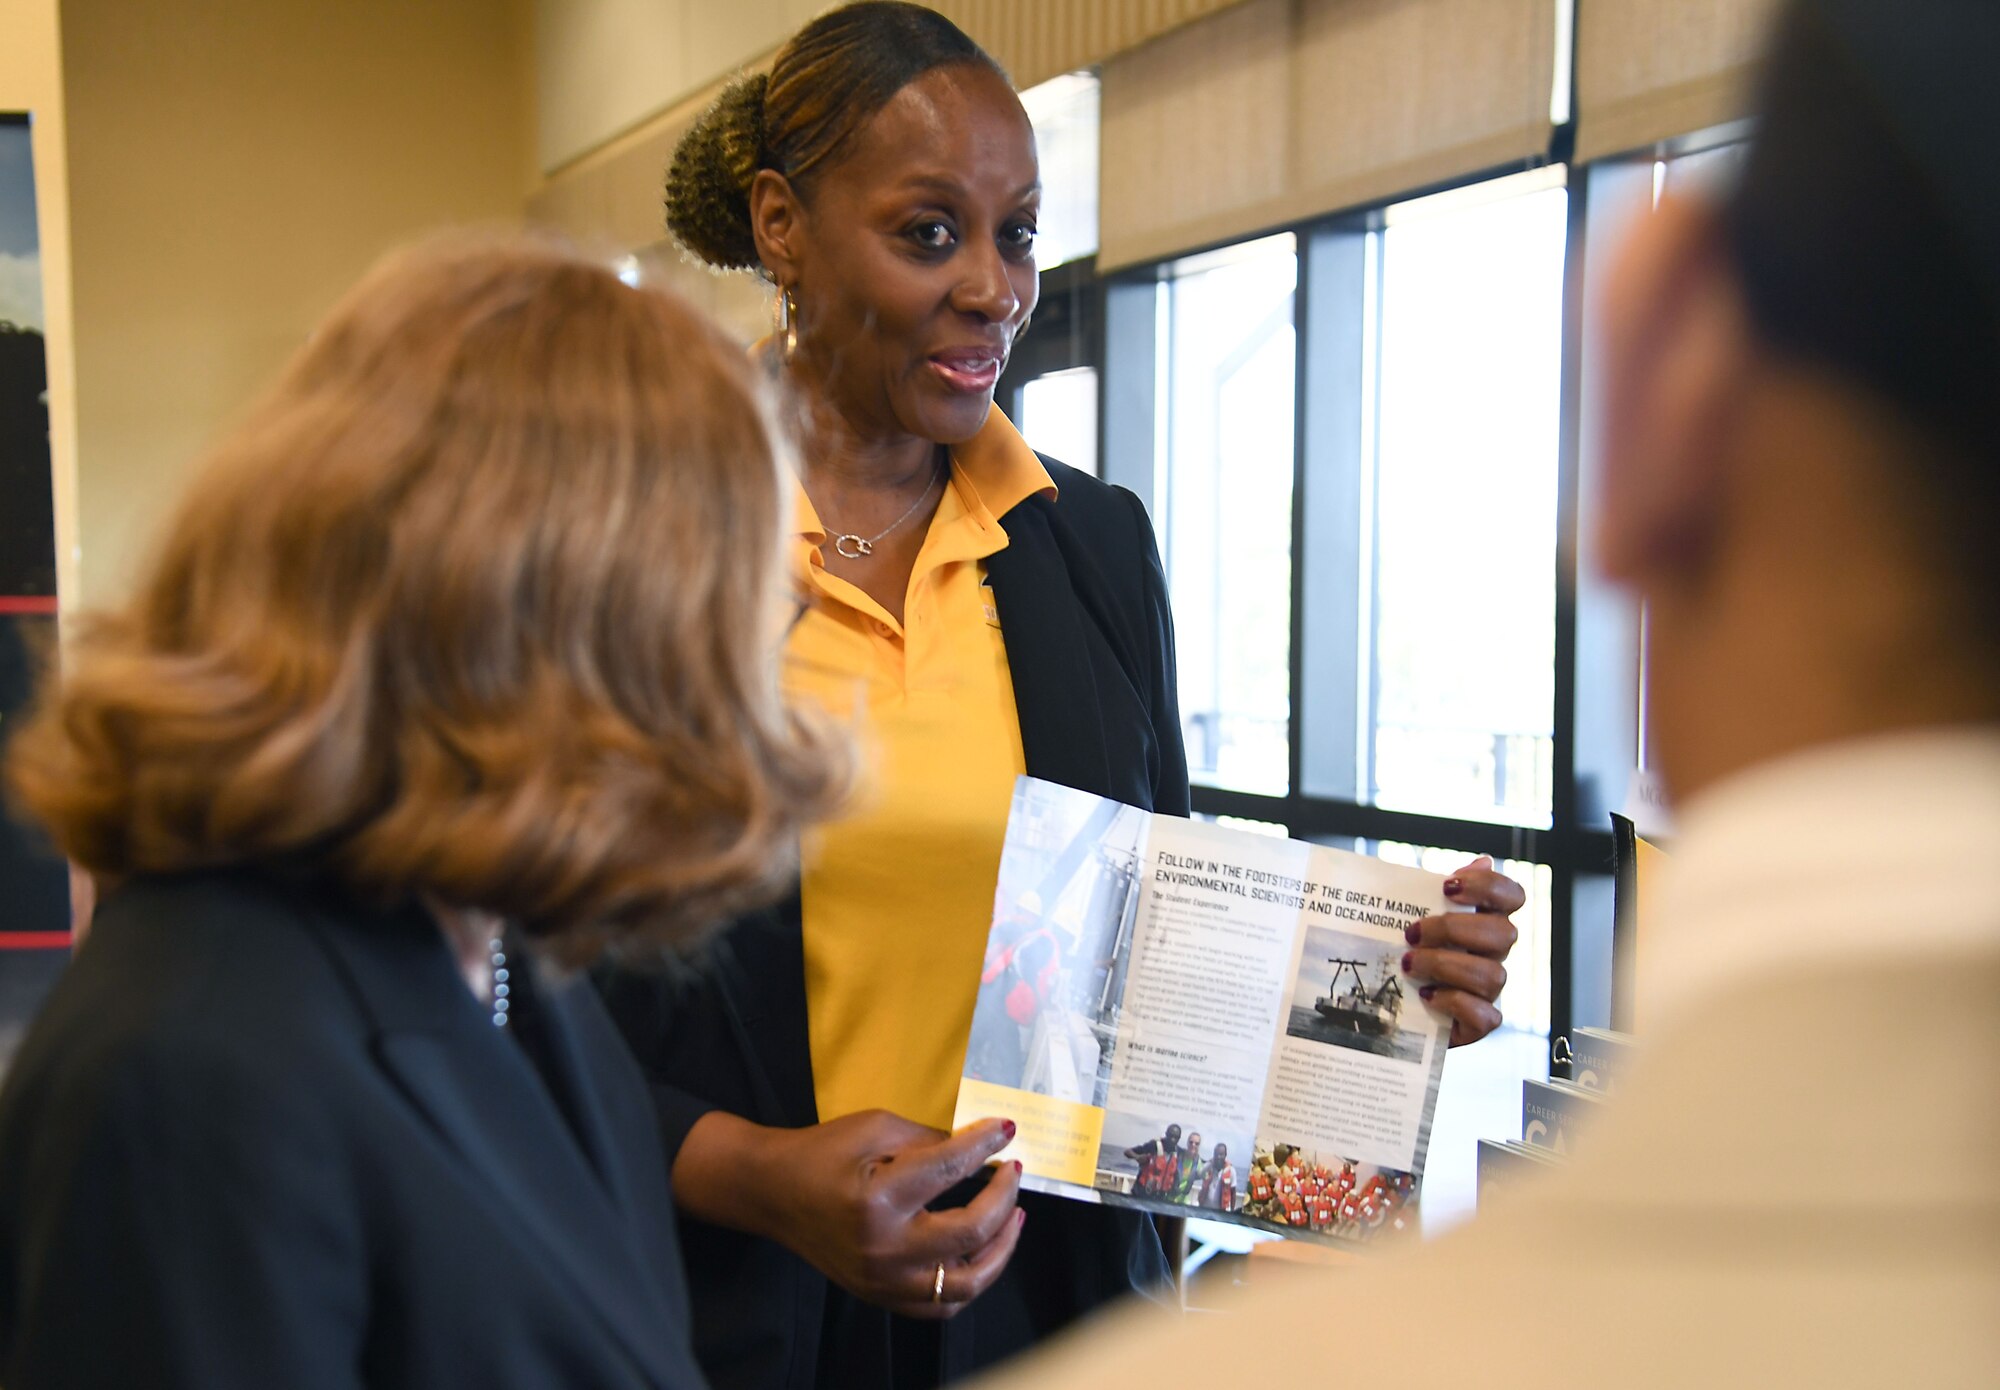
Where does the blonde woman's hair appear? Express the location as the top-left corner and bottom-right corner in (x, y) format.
(6, 233), (847, 963)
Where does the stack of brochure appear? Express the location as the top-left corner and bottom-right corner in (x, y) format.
(1475, 1026), (1636, 1203)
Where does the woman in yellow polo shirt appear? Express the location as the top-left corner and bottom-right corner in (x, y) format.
(596, 6), (1524, 1388)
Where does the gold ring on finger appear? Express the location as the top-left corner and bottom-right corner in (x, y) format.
(932, 1262), (947, 1304)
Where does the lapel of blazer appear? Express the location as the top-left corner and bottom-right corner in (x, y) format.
(308, 897), (683, 1385)
(520, 971), (670, 1242)
(984, 497), (1116, 798)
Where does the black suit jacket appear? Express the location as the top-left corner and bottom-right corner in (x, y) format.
(0, 871), (708, 1390)
(598, 462), (1190, 1390)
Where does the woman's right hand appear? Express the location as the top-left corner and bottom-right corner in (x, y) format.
(673, 1109), (1025, 1319)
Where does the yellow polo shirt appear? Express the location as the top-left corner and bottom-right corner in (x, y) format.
(787, 408), (1055, 1131)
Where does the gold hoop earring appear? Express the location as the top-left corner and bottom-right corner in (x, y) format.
(776, 286), (799, 360)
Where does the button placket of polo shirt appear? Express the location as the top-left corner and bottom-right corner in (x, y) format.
(895, 576), (929, 691)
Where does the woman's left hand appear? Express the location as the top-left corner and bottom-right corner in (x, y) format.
(1406, 855), (1523, 1047)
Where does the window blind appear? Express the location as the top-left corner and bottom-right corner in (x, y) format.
(1572, 0), (1781, 163)
(935, 0), (1258, 92)
(1099, 0), (1560, 273)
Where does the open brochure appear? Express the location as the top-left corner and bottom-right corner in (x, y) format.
(952, 777), (1456, 1245)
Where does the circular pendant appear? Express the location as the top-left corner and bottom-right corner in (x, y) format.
(833, 533), (874, 559)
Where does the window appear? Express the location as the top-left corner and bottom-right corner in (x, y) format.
(1129, 174), (1571, 827)
(1363, 171), (1569, 828)
(1016, 366), (1098, 476)
(1018, 72), (1100, 271)
(1155, 233), (1298, 797)
(1099, 167), (1597, 1234)
(1004, 72), (1103, 477)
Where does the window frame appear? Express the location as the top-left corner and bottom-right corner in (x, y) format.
(1086, 165), (1612, 1051)
(1004, 123), (1749, 1050)
(998, 256), (1102, 437)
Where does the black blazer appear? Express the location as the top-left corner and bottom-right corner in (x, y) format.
(598, 461), (1191, 1390)
(0, 871), (708, 1390)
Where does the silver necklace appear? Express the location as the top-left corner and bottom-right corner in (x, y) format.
(488, 932), (511, 1028)
(821, 457), (945, 560)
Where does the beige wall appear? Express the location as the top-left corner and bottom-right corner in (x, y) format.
(527, 66), (779, 346)
(532, 0), (1265, 176)
(60, 0), (535, 606)
(529, 2), (807, 344)
(0, 0), (78, 607)
(535, 0), (816, 173)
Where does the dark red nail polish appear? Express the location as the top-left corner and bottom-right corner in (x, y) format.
(1404, 922), (1422, 945)
(1401, 952), (1414, 974)
(1419, 985), (1437, 1001)
(1002, 1120), (1017, 1142)
(1443, 878), (1463, 897)
(1012, 1160), (1023, 1175)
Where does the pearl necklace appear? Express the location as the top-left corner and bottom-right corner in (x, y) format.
(488, 932), (511, 1028)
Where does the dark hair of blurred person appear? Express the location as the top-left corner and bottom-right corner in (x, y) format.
(973, 1), (2000, 1386)
(1605, 0), (2000, 793)
(0, 234), (846, 1390)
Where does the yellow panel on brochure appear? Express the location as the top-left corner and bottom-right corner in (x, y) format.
(952, 1079), (1104, 1188)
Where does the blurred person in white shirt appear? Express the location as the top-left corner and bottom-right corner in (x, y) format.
(973, 0), (2000, 1384)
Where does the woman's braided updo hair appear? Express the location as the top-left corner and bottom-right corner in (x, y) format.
(664, 73), (772, 271)
(665, 2), (1007, 274)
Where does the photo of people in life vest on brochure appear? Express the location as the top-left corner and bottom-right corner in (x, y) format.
(1095, 1109), (1253, 1216)
(1238, 1143), (1418, 1241)
(1094, 1112), (1418, 1242)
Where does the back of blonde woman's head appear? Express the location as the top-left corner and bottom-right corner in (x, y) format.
(7, 234), (846, 962)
